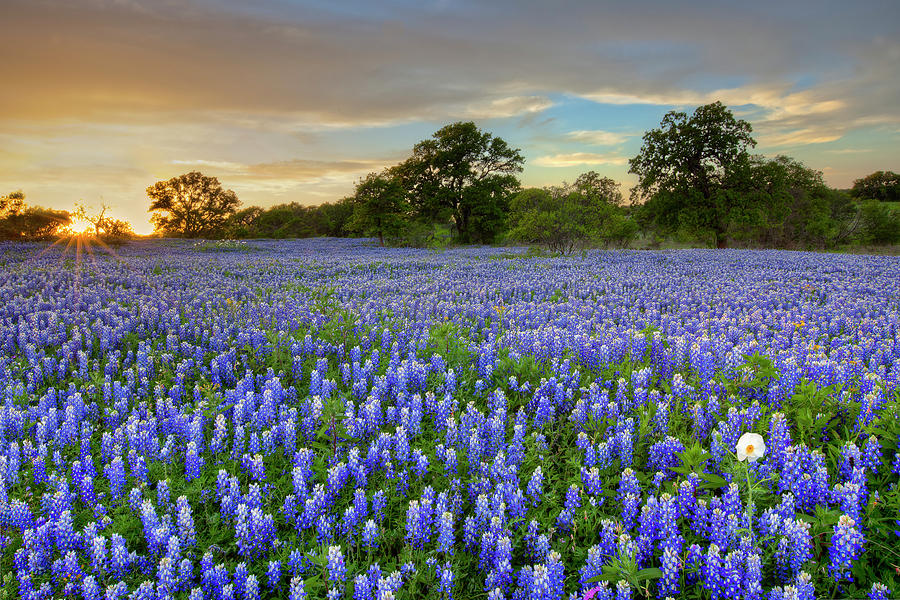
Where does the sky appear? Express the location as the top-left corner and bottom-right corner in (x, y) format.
(2, 0), (899, 234)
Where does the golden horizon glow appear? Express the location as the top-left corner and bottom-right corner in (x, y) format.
(65, 217), (95, 235)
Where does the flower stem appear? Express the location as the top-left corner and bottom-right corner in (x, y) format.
(745, 463), (754, 533)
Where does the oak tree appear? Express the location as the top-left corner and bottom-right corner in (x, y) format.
(629, 101), (755, 247)
(147, 172), (240, 237)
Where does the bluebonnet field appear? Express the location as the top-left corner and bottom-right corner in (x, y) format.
(0, 238), (898, 600)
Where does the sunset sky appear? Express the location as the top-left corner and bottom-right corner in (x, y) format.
(2, 0), (898, 234)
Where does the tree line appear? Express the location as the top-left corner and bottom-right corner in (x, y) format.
(3, 102), (898, 248)
(0, 193), (133, 241)
(142, 104), (900, 250)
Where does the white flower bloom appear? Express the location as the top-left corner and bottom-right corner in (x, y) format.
(736, 432), (766, 463)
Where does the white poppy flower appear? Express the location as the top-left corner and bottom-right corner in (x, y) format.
(736, 432), (766, 463)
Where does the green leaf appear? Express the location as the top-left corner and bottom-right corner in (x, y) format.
(697, 473), (727, 488)
(636, 567), (664, 582)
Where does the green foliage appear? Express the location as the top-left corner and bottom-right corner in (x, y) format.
(507, 173), (635, 253)
(507, 188), (593, 254)
(0, 190), (25, 218)
(73, 202), (135, 240)
(193, 239), (249, 252)
(349, 171), (410, 246)
(857, 199), (900, 245)
(392, 121), (524, 244)
(725, 155), (856, 249)
(851, 170), (900, 203)
(629, 101), (756, 247)
(635, 134), (865, 250)
(788, 379), (842, 446)
(223, 198), (356, 240)
(426, 320), (471, 367)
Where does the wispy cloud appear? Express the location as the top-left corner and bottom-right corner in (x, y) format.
(759, 129), (843, 147)
(566, 129), (634, 145)
(170, 158), (391, 181)
(171, 159), (246, 170)
(824, 148), (872, 155)
(533, 152), (629, 167)
(463, 96), (554, 119)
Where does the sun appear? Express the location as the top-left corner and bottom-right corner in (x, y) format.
(66, 217), (94, 235)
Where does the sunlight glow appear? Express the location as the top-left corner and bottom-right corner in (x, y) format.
(66, 218), (94, 235)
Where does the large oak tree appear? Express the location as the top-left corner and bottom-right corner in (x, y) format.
(629, 101), (755, 247)
(392, 121), (523, 244)
(147, 171), (240, 237)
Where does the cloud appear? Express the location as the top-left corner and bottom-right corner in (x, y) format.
(581, 90), (706, 107)
(566, 129), (634, 145)
(171, 159), (246, 171)
(4, 0), (893, 132)
(823, 148), (872, 154)
(170, 158), (390, 181)
(533, 152), (629, 167)
(758, 129), (843, 147)
(1, 0), (898, 196)
(462, 96), (554, 119)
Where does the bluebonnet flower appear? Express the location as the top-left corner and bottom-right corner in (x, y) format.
(157, 479), (172, 512)
(743, 553), (763, 600)
(354, 574), (372, 600)
(614, 580), (631, 600)
(580, 545), (604, 593)
(177, 496), (196, 547)
(702, 544), (722, 599)
(621, 493), (640, 532)
(327, 545), (347, 586)
(185, 441), (203, 481)
(658, 535), (682, 598)
(266, 560), (282, 590)
(862, 436), (882, 473)
(289, 576), (307, 600)
(245, 575), (260, 600)
(105, 456), (127, 501)
(526, 467), (544, 506)
(794, 572), (815, 600)
(437, 511), (454, 554)
(438, 562), (454, 600)
(582, 467), (603, 497)
(869, 583), (890, 600)
(829, 515), (865, 581)
(82, 575), (101, 600)
(618, 469), (640, 502)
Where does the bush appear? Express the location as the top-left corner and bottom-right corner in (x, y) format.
(858, 200), (900, 245)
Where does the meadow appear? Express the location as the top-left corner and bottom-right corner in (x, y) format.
(0, 238), (898, 600)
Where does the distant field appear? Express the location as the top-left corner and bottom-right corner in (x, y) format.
(1, 239), (898, 599)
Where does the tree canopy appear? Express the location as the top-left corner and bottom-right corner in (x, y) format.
(349, 172), (409, 246)
(392, 121), (523, 244)
(1, 191), (71, 240)
(851, 170), (900, 202)
(629, 101), (756, 247)
(147, 172), (240, 237)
